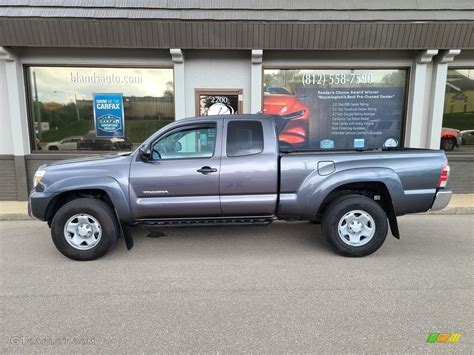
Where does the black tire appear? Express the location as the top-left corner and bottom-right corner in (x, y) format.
(48, 146), (59, 151)
(51, 198), (119, 261)
(440, 138), (455, 151)
(321, 194), (388, 257)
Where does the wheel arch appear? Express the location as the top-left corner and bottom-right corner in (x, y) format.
(316, 181), (400, 239)
(44, 176), (133, 225)
(45, 189), (113, 225)
(317, 181), (390, 213)
(300, 167), (404, 219)
(298, 168), (403, 239)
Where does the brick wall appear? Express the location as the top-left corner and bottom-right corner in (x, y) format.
(446, 155), (474, 193)
(0, 156), (18, 200)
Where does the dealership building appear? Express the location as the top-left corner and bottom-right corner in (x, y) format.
(0, 1), (473, 201)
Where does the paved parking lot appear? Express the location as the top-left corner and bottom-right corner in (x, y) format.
(1, 215), (473, 353)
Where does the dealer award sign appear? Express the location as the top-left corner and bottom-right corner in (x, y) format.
(263, 69), (407, 150)
(93, 93), (125, 137)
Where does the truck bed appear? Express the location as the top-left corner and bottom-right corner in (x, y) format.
(278, 148), (447, 219)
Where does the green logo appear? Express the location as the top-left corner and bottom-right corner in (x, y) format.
(426, 333), (461, 343)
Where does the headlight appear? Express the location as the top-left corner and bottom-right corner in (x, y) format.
(281, 109), (305, 120)
(33, 169), (46, 188)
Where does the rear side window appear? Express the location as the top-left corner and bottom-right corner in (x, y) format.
(226, 121), (264, 157)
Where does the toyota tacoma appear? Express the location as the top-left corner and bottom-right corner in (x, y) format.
(29, 115), (452, 260)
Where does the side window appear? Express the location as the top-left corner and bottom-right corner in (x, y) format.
(152, 125), (216, 160)
(227, 121), (264, 157)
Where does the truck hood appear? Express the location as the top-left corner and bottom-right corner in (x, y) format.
(37, 152), (134, 192)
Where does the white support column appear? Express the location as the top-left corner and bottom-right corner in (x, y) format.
(250, 49), (263, 113)
(426, 49), (461, 149)
(405, 50), (437, 148)
(0, 58), (14, 155)
(170, 49), (186, 120)
(0, 47), (30, 156)
(0, 46), (30, 200)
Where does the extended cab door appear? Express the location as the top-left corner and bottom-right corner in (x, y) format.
(129, 121), (222, 219)
(219, 118), (279, 216)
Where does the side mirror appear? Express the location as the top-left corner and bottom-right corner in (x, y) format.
(139, 145), (151, 161)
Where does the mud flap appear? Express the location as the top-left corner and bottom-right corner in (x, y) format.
(121, 224), (134, 250)
(387, 209), (400, 239)
(114, 209), (134, 250)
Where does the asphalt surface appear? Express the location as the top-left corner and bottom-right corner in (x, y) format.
(1, 215), (473, 353)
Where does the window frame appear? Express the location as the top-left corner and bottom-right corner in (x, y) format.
(150, 123), (218, 161)
(194, 88), (243, 116)
(23, 64), (175, 154)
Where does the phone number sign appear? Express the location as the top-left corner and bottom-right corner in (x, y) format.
(93, 93), (125, 137)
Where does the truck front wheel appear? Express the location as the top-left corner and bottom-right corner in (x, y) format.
(51, 198), (119, 261)
(321, 195), (388, 257)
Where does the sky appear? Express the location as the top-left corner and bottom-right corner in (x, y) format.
(455, 68), (474, 80)
(29, 67), (173, 103)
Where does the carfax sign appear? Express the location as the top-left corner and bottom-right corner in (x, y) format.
(93, 93), (125, 137)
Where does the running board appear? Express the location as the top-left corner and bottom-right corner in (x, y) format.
(138, 216), (275, 227)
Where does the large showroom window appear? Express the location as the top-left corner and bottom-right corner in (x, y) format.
(443, 68), (474, 147)
(26, 66), (174, 152)
(263, 68), (408, 150)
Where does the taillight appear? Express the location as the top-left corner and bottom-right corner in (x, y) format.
(437, 161), (450, 188)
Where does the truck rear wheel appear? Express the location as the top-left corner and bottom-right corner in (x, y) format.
(321, 194), (388, 257)
(51, 198), (119, 261)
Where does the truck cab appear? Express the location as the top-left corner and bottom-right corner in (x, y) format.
(131, 116), (278, 219)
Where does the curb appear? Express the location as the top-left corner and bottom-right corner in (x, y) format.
(0, 208), (473, 221)
(423, 207), (474, 215)
(0, 214), (34, 221)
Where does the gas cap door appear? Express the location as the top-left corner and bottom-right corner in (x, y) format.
(317, 161), (335, 176)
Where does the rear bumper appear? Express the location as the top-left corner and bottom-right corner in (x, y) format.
(430, 190), (452, 211)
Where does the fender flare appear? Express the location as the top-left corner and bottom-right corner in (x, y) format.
(46, 176), (134, 224)
(299, 167), (405, 220)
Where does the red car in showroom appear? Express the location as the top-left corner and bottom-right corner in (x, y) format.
(263, 87), (310, 147)
(441, 127), (462, 151)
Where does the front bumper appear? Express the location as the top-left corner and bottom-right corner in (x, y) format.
(28, 190), (56, 221)
(430, 190), (452, 211)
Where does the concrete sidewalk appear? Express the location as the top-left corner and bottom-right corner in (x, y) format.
(0, 194), (473, 221)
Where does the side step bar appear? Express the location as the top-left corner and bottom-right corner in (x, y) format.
(138, 215), (275, 227)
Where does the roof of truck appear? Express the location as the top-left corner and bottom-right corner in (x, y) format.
(179, 114), (269, 122)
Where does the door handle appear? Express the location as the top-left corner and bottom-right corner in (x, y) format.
(197, 166), (217, 174)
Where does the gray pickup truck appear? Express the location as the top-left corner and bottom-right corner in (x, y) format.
(29, 114), (452, 260)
